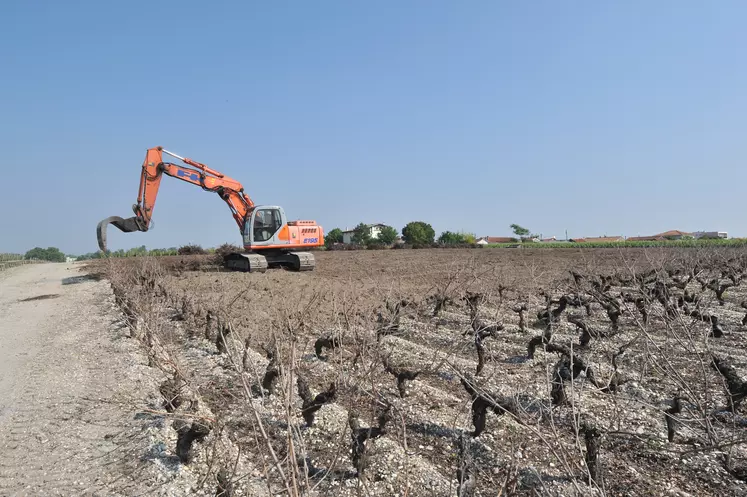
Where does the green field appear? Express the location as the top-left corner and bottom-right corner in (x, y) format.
(486, 238), (746, 249)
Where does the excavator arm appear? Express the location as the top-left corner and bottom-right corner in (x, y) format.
(97, 146), (255, 252)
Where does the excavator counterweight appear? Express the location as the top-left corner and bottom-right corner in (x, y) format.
(97, 146), (324, 272)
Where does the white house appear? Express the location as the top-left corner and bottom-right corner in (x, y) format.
(342, 224), (388, 244)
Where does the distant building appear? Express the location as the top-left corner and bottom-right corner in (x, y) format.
(626, 230), (727, 241)
(693, 231), (728, 239)
(341, 223), (388, 244)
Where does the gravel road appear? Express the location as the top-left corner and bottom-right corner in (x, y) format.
(0, 263), (162, 496)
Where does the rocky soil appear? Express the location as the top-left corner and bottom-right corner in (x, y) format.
(83, 248), (747, 496)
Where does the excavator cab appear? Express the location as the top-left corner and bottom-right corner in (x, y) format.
(244, 206), (286, 246)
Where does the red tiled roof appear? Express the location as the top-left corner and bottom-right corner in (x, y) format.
(655, 230), (692, 237)
(627, 236), (665, 241)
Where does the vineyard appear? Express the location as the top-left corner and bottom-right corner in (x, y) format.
(91, 248), (747, 496)
(0, 253), (24, 262)
(0, 253), (43, 271)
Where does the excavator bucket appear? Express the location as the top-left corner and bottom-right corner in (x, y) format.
(96, 216), (146, 252)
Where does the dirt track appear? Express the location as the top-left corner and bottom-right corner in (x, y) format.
(0, 264), (161, 496)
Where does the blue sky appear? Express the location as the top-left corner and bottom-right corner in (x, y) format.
(1, 1), (745, 254)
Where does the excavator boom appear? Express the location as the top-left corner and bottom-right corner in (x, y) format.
(97, 146), (254, 252)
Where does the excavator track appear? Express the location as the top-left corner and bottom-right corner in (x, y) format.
(275, 251), (315, 272)
(223, 251), (315, 272)
(263, 251), (316, 271)
(223, 253), (269, 273)
(222, 251), (315, 272)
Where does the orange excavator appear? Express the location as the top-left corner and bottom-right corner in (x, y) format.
(97, 146), (324, 272)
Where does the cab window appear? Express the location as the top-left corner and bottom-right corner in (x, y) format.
(253, 208), (282, 242)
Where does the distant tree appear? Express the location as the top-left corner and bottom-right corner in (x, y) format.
(148, 247), (178, 257)
(76, 251), (104, 260)
(377, 225), (398, 245)
(24, 247), (65, 262)
(438, 231), (477, 245)
(125, 245), (148, 257)
(510, 224), (530, 237)
(52, 247), (66, 261)
(402, 221), (436, 245)
(438, 231), (462, 244)
(352, 223), (372, 245)
(325, 228), (343, 248)
(367, 237), (385, 247)
(24, 247), (43, 260)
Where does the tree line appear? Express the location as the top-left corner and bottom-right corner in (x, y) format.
(23, 247), (67, 262)
(320, 221), (547, 249)
(22, 245), (163, 262)
(77, 246), (175, 260)
(323, 221), (478, 249)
